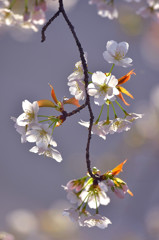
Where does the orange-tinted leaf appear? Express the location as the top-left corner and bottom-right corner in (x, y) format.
(111, 159), (127, 176)
(63, 97), (80, 107)
(49, 83), (58, 104)
(118, 69), (136, 85)
(118, 86), (134, 99)
(37, 99), (56, 108)
(127, 189), (133, 196)
(118, 92), (130, 106)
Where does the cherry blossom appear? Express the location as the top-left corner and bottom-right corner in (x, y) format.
(89, 0), (118, 19)
(78, 120), (107, 139)
(109, 118), (132, 134)
(103, 40), (133, 67)
(68, 80), (85, 101)
(125, 112), (143, 122)
(87, 71), (119, 105)
(26, 123), (56, 146)
(11, 117), (28, 143)
(30, 141), (62, 162)
(79, 213), (112, 229)
(137, 0), (159, 22)
(0, 8), (21, 26)
(63, 208), (79, 222)
(32, 5), (46, 25)
(0, 232), (14, 240)
(16, 100), (39, 127)
(79, 181), (110, 209)
(67, 53), (87, 82)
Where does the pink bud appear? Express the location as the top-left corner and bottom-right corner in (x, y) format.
(66, 180), (76, 190)
(121, 183), (128, 193)
(107, 179), (114, 187)
(39, 1), (47, 12)
(75, 183), (83, 192)
(23, 12), (30, 22)
(114, 188), (125, 199)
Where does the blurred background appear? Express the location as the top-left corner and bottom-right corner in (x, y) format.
(0, 0), (159, 239)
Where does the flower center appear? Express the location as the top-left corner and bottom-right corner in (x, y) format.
(26, 111), (35, 121)
(75, 82), (82, 93)
(114, 51), (124, 61)
(99, 83), (109, 94)
(39, 129), (47, 137)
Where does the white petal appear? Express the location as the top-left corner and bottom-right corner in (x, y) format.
(87, 83), (98, 96)
(118, 42), (129, 56)
(108, 75), (118, 87)
(29, 146), (38, 153)
(103, 51), (115, 64)
(22, 100), (32, 112)
(92, 71), (106, 85)
(119, 57), (133, 67)
(106, 40), (117, 55)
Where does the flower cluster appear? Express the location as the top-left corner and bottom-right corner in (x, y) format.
(68, 40), (143, 139)
(88, 0), (159, 22)
(12, 99), (62, 162)
(0, 0), (49, 32)
(12, 39), (142, 228)
(0, 0), (78, 34)
(63, 160), (133, 228)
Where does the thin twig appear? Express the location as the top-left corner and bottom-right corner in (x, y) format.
(41, 0), (99, 180)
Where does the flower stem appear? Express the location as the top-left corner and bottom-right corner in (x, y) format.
(108, 63), (115, 76)
(95, 104), (104, 124)
(9, 0), (17, 9)
(111, 102), (117, 118)
(38, 115), (49, 118)
(25, 0), (28, 11)
(115, 100), (128, 115)
(107, 104), (110, 122)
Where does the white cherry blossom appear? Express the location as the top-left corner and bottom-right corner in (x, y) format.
(79, 213), (112, 229)
(109, 118), (132, 134)
(67, 53), (87, 82)
(78, 120), (107, 139)
(16, 100), (39, 127)
(26, 123), (56, 146)
(30, 141), (62, 162)
(79, 181), (110, 209)
(63, 208), (79, 222)
(62, 183), (82, 204)
(31, 5), (46, 25)
(125, 112), (143, 122)
(103, 40), (133, 67)
(68, 80), (85, 100)
(124, 0), (141, 2)
(89, 0), (118, 19)
(137, 0), (159, 22)
(0, 8), (21, 26)
(11, 117), (28, 143)
(87, 71), (119, 105)
(0, 232), (14, 240)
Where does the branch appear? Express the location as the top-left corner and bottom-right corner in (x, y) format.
(41, 0), (100, 180)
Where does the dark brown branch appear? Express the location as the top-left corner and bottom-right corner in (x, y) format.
(41, 10), (60, 42)
(41, 0), (100, 180)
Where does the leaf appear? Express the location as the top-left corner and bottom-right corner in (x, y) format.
(111, 159), (127, 176)
(127, 189), (133, 196)
(37, 99), (56, 108)
(118, 92), (130, 106)
(118, 86), (134, 99)
(63, 97), (80, 107)
(118, 69), (136, 85)
(49, 83), (58, 104)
